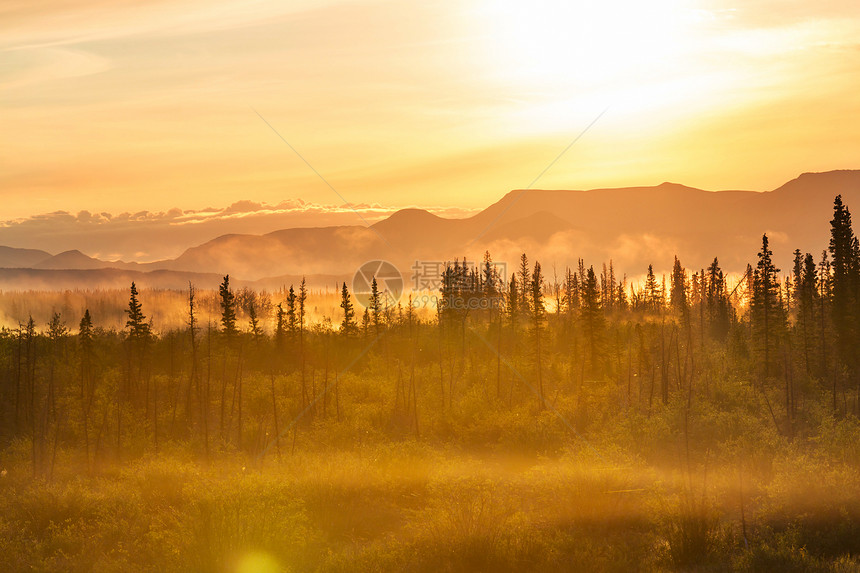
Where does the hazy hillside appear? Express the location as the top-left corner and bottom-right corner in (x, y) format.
(154, 170), (860, 280)
(0, 246), (52, 268)
(1, 170), (858, 287)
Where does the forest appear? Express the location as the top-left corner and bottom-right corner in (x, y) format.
(1, 195), (860, 572)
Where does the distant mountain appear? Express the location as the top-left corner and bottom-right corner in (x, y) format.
(0, 246), (52, 268)
(1, 170), (858, 288)
(33, 250), (112, 270)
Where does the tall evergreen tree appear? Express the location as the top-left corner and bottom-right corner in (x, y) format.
(670, 256), (688, 320)
(643, 264), (661, 312)
(340, 282), (357, 336)
(298, 278), (308, 340)
(286, 286), (298, 335)
(828, 195), (860, 375)
(507, 274), (519, 326)
(369, 277), (381, 334)
(531, 261), (546, 408)
(482, 251), (497, 298)
(705, 257), (730, 341)
(218, 275), (238, 337)
(125, 282), (150, 340)
(795, 252), (818, 374)
(581, 266), (605, 375)
(751, 234), (786, 379)
(78, 309), (95, 458)
(518, 253), (531, 314)
(79, 309), (94, 349)
(563, 267), (579, 319)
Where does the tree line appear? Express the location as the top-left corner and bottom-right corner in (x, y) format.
(1, 195), (859, 477)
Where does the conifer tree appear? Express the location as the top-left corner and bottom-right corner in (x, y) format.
(581, 266), (604, 375)
(563, 267), (579, 318)
(298, 279), (307, 328)
(361, 307), (370, 338)
(79, 309), (93, 350)
(705, 257), (730, 341)
(481, 251), (498, 312)
(218, 275), (237, 337)
(531, 261), (546, 407)
(795, 252), (818, 374)
(670, 256), (688, 320)
(519, 253), (531, 314)
(286, 286), (298, 335)
(340, 282), (357, 336)
(370, 277), (381, 334)
(507, 274), (519, 326)
(828, 195), (860, 375)
(644, 264), (660, 312)
(78, 309), (95, 457)
(751, 234), (785, 379)
(125, 282), (150, 340)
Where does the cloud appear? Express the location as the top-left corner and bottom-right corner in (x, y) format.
(0, 199), (480, 263)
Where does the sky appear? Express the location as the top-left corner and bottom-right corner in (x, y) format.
(3, 0), (860, 225)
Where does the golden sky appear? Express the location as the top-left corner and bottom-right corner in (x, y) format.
(2, 0), (859, 220)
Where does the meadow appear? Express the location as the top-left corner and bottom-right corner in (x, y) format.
(2, 198), (860, 571)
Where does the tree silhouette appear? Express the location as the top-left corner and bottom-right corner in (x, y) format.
(644, 264), (661, 312)
(751, 234), (785, 379)
(125, 282), (150, 340)
(370, 277), (381, 335)
(670, 256), (688, 321)
(275, 303), (287, 349)
(828, 195), (860, 382)
(340, 282), (357, 336)
(518, 253), (531, 315)
(581, 266), (604, 376)
(286, 286), (298, 335)
(218, 275), (237, 338)
(507, 274), (519, 327)
(531, 261), (546, 408)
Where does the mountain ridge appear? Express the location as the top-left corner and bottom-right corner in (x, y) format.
(2, 170), (858, 288)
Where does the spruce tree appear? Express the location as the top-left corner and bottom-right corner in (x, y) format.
(751, 234), (785, 379)
(218, 275), (237, 337)
(370, 277), (381, 334)
(286, 286), (298, 335)
(705, 257), (730, 341)
(796, 252), (818, 374)
(644, 264), (660, 312)
(531, 261), (546, 407)
(340, 282), (357, 336)
(828, 195), (860, 374)
(298, 278), (308, 336)
(507, 274), (519, 326)
(563, 267), (579, 318)
(519, 253), (531, 314)
(581, 266), (604, 375)
(79, 309), (93, 348)
(125, 282), (150, 340)
(670, 256), (688, 320)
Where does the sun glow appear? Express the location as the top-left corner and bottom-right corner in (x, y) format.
(472, 0), (721, 132)
(480, 0), (697, 84)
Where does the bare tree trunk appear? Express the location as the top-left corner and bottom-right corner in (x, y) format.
(270, 373), (281, 460)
